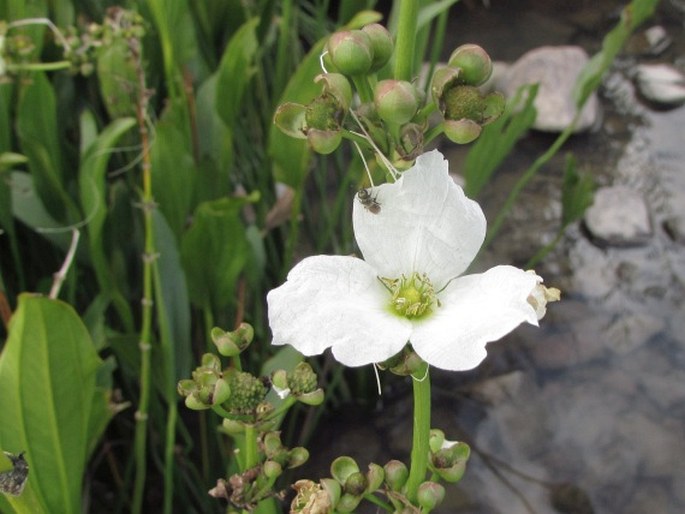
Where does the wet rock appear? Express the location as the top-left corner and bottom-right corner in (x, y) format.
(663, 216), (685, 245)
(626, 26), (672, 56)
(497, 46), (600, 132)
(605, 312), (664, 355)
(634, 63), (685, 107)
(583, 185), (652, 246)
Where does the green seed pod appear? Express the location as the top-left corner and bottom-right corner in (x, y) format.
(417, 481), (446, 511)
(383, 460), (409, 491)
(343, 471), (368, 496)
(263, 460), (283, 479)
(331, 456), (360, 485)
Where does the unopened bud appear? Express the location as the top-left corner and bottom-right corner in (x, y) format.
(444, 118), (482, 144)
(374, 79), (418, 124)
(327, 30), (373, 76)
(263, 431), (284, 458)
(288, 447), (310, 468)
(263, 459), (283, 479)
(417, 481), (445, 511)
(331, 456), (359, 485)
(383, 460), (409, 491)
(362, 24), (393, 71)
(366, 463), (385, 493)
(448, 44), (493, 86)
(343, 471), (368, 496)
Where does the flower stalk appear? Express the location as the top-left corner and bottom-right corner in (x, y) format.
(406, 362), (431, 503)
(393, 0), (419, 81)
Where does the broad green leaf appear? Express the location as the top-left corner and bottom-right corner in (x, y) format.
(16, 72), (72, 222)
(215, 17), (260, 128)
(0, 294), (111, 514)
(574, 0), (658, 107)
(78, 116), (136, 331)
(152, 210), (192, 389)
(464, 84), (538, 198)
(180, 196), (254, 314)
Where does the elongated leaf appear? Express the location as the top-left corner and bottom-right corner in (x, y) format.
(152, 210), (191, 388)
(78, 115), (136, 330)
(574, 0), (658, 107)
(16, 73), (72, 221)
(464, 84), (538, 198)
(561, 154), (595, 227)
(215, 17), (260, 128)
(0, 294), (110, 514)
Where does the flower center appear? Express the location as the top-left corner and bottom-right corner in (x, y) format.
(381, 272), (437, 319)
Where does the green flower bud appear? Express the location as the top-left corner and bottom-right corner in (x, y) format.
(417, 481), (445, 511)
(200, 353), (222, 371)
(263, 460), (283, 479)
(263, 431), (284, 458)
(287, 447), (310, 469)
(448, 44), (493, 86)
(271, 369), (290, 398)
(374, 79), (418, 124)
(383, 460), (409, 491)
(210, 323), (254, 357)
(362, 23), (394, 71)
(343, 471), (368, 496)
(327, 30), (374, 76)
(331, 456), (359, 485)
(366, 463), (385, 493)
(444, 118), (482, 144)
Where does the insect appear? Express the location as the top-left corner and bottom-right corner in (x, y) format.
(0, 451), (29, 496)
(357, 188), (381, 214)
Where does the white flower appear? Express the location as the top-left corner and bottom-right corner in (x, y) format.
(267, 150), (556, 371)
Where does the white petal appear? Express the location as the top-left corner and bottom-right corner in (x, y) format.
(353, 150), (486, 288)
(410, 265), (539, 371)
(267, 255), (411, 366)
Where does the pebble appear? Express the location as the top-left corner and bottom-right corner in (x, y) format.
(497, 46), (600, 132)
(583, 185), (652, 246)
(634, 63), (685, 106)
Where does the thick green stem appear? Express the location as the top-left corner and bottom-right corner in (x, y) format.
(394, 0), (419, 81)
(244, 424), (258, 470)
(405, 363), (431, 504)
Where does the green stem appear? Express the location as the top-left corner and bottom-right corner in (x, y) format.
(351, 75), (373, 104)
(405, 363), (431, 504)
(7, 60), (71, 72)
(163, 402), (177, 514)
(393, 0), (419, 81)
(131, 39), (155, 514)
(524, 228), (565, 270)
(363, 493), (394, 512)
(244, 424), (258, 470)
(273, 0), (294, 101)
(423, 123), (444, 146)
(282, 188), (303, 280)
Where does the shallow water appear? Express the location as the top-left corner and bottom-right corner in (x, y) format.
(303, 2), (685, 513)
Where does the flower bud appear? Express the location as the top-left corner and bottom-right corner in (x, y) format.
(383, 459), (409, 491)
(271, 369), (290, 398)
(263, 459), (283, 479)
(448, 44), (493, 86)
(263, 431), (284, 458)
(374, 79), (418, 125)
(362, 23), (393, 71)
(287, 447), (310, 468)
(336, 493), (362, 513)
(331, 456), (359, 484)
(343, 471), (368, 496)
(429, 429), (446, 454)
(366, 463), (385, 493)
(417, 481), (445, 511)
(444, 118), (482, 144)
(327, 30), (374, 76)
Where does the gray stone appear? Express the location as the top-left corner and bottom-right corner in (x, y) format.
(635, 63), (685, 106)
(497, 46), (600, 132)
(584, 185), (652, 246)
(605, 312), (664, 355)
(663, 216), (685, 245)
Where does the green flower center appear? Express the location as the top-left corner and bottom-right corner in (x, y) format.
(381, 272), (437, 319)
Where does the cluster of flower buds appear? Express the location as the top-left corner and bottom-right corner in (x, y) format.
(428, 429), (470, 483)
(271, 362), (324, 406)
(274, 22), (505, 171)
(431, 44), (504, 144)
(209, 432), (309, 510)
(290, 454), (455, 513)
